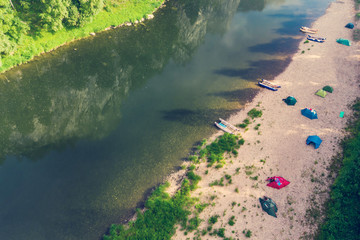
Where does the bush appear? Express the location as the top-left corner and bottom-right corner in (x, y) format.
(187, 216), (202, 232)
(208, 215), (220, 224)
(217, 228), (225, 237)
(228, 216), (235, 226)
(103, 182), (192, 240)
(247, 108), (262, 119)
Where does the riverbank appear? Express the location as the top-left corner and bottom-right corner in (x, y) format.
(0, 0), (165, 73)
(170, 0), (360, 239)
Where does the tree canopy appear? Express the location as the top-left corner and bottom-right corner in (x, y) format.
(0, 0), (106, 62)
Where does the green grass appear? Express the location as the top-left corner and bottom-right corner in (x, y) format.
(237, 118), (251, 128)
(104, 130), (246, 239)
(228, 216), (235, 226)
(247, 108), (263, 119)
(208, 215), (220, 224)
(103, 180), (194, 240)
(1, 0), (164, 73)
(199, 133), (241, 167)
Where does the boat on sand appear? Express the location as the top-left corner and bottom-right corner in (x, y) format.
(257, 79), (281, 91)
(215, 118), (240, 135)
(307, 35), (326, 43)
(300, 26), (318, 33)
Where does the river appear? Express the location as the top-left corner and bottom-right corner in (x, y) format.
(0, 0), (331, 239)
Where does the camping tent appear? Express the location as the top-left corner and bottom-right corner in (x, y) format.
(283, 96), (297, 105)
(336, 38), (351, 46)
(345, 23), (354, 29)
(323, 85), (333, 93)
(306, 135), (322, 149)
(259, 197), (278, 218)
(266, 176), (290, 189)
(301, 108), (318, 119)
(315, 89), (327, 98)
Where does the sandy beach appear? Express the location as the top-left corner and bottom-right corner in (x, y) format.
(171, 0), (360, 239)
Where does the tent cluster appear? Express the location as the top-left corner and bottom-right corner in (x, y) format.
(258, 23), (349, 218)
(315, 85), (333, 98)
(336, 23), (354, 46)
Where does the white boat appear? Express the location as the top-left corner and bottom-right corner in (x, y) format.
(300, 26), (318, 34)
(307, 35), (326, 43)
(257, 79), (281, 91)
(215, 118), (240, 135)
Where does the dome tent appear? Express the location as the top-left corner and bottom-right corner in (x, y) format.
(323, 85), (333, 93)
(315, 89), (327, 98)
(345, 23), (354, 29)
(336, 38), (351, 46)
(259, 196), (278, 218)
(301, 108), (318, 119)
(306, 135), (322, 149)
(283, 96), (297, 105)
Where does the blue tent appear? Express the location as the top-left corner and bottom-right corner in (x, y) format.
(306, 135), (322, 149)
(301, 108), (318, 119)
(345, 23), (354, 29)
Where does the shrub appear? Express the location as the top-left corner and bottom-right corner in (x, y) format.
(247, 108), (262, 119)
(228, 216), (235, 226)
(244, 229), (252, 238)
(195, 203), (209, 213)
(208, 215), (220, 224)
(217, 228), (225, 237)
(188, 155), (199, 163)
(187, 216), (202, 232)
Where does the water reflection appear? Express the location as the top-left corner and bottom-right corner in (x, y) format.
(0, 0), (332, 239)
(0, 0), (250, 164)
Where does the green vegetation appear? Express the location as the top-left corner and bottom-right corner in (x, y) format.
(243, 229), (252, 238)
(304, 40), (309, 43)
(187, 216), (202, 232)
(217, 228), (225, 237)
(237, 118), (250, 128)
(104, 130), (246, 239)
(189, 155), (200, 164)
(195, 203), (209, 213)
(209, 177), (224, 187)
(318, 100), (360, 240)
(198, 133), (242, 167)
(245, 165), (256, 175)
(247, 108), (263, 119)
(103, 180), (194, 239)
(0, 0), (164, 72)
(353, 29), (360, 42)
(208, 215), (220, 224)
(228, 216), (235, 226)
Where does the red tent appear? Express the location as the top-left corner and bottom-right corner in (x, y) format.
(266, 176), (290, 189)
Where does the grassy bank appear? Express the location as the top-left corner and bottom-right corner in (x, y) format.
(103, 109), (264, 239)
(317, 100), (360, 240)
(103, 131), (247, 239)
(0, 0), (164, 73)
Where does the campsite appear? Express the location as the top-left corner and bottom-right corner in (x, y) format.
(0, 0), (359, 239)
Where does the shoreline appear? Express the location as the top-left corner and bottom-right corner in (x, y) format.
(0, 0), (166, 74)
(169, 0), (359, 239)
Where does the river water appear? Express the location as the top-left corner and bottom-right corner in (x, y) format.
(0, 0), (331, 239)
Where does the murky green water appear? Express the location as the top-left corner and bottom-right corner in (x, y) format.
(0, 0), (331, 239)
